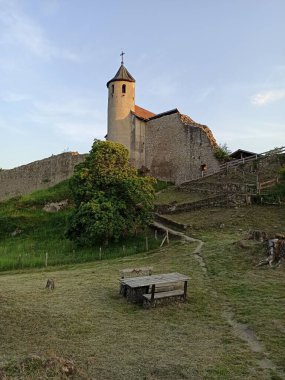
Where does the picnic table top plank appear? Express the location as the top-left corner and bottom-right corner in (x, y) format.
(120, 272), (190, 288)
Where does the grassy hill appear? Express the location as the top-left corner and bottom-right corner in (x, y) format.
(0, 181), (159, 271)
(0, 179), (284, 378)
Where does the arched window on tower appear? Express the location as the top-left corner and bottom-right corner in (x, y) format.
(122, 84), (126, 94)
(111, 85), (114, 95)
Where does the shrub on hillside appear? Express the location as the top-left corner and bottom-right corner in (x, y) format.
(66, 140), (156, 246)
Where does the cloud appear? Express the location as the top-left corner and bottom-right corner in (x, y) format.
(30, 98), (107, 141)
(0, 1), (79, 61)
(250, 90), (285, 106)
(0, 92), (30, 102)
(197, 86), (215, 102)
(55, 122), (105, 142)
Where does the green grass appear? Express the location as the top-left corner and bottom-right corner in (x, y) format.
(0, 183), (285, 378)
(154, 179), (173, 192)
(155, 187), (207, 205)
(0, 236), (284, 379)
(0, 182), (160, 271)
(164, 204), (285, 376)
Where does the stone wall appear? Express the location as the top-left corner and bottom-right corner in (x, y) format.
(0, 152), (87, 201)
(145, 113), (220, 184)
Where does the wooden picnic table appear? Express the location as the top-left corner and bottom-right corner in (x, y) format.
(120, 272), (190, 305)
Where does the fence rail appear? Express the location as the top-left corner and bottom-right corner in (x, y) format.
(258, 178), (279, 194)
(220, 146), (285, 171)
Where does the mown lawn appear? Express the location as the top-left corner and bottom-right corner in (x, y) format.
(1, 182), (284, 379)
(0, 227), (284, 379)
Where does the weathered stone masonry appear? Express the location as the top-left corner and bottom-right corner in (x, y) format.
(0, 152), (86, 201)
(106, 62), (220, 184)
(145, 112), (220, 184)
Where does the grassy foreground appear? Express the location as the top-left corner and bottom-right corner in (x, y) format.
(0, 180), (284, 378)
(0, 205), (285, 379)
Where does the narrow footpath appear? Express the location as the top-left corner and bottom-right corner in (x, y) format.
(153, 218), (280, 376)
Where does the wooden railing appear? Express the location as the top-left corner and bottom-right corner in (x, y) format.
(181, 146), (284, 186)
(257, 178), (279, 194)
(220, 146), (285, 171)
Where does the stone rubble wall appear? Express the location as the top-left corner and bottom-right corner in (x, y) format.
(145, 113), (220, 184)
(0, 152), (87, 201)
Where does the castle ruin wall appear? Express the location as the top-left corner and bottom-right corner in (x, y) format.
(0, 152), (87, 201)
(145, 113), (220, 184)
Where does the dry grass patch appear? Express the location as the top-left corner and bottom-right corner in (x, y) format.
(0, 242), (274, 379)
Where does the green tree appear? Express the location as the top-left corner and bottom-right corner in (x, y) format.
(213, 143), (231, 161)
(66, 140), (156, 246)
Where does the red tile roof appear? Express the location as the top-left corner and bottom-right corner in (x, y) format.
(134, 105), (156, 120)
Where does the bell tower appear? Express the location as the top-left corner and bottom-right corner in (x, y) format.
(106, 52), (135, 151)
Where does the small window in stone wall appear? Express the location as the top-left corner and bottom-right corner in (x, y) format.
(201, 164), (207, 177)
(112, 85), (114, 95)
(122, 84), (126, 94)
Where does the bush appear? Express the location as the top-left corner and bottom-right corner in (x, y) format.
(214, 144), (231, 162)
(66, 140), (156, 246)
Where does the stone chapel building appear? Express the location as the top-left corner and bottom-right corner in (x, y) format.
(106, 59), (220, 184)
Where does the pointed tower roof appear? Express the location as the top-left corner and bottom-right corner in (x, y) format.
(106, 64), (135, 87)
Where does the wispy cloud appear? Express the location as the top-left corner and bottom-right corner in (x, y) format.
(30, 98), (106, 141)
(250, 90), (285, 106)
(0, 1), (79, 61)
(197, 86), (215, 102)
(0, 92), (30, 102)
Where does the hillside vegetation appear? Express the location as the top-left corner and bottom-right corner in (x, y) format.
(0, 162), (284, 379)
(0, 203), (284, 379)
(0, 181), (159, 271)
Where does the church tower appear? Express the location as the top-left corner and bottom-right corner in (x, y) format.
(106, 52), (135, 151)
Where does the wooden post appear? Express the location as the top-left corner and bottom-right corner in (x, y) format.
(160, 235), (167, 248)
(145, 237), (149, 251)
(151, 284), (155, 304)
(45, 252), (48, 267)
(123, 245), (126, 254)
(154, 230), (157, 240)
(183, 281), (188, 300)
(99, 247), (102, 260)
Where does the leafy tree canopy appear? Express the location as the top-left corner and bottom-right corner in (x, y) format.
(214, 143), (231, 162)
(66, 140), (156, 246)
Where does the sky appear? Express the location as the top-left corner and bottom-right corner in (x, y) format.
(0, 0), (284, 169)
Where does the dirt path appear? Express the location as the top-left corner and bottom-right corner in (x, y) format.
(152, 219), (281, 375)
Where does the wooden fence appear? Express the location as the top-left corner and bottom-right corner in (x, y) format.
(220, 146), (285, 171)
(257, 178), (279, 194)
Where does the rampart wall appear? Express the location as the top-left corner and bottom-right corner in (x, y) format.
(0, 152), (87, 201)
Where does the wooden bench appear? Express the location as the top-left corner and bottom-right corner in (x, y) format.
(142, 281), (187, 308)
(119, 266), (153, 296)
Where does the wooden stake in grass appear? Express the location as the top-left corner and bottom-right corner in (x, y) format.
(45, 252), (48, 267)
(160, 230), (170, 248)
(145, 237), (149, 251)
(160, 235), (167, 248)
(99, 247), (102, 260)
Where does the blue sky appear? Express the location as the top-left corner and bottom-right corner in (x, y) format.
(0, 0), (284, 169)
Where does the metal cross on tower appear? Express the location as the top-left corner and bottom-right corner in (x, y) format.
(120, 51), (125, 64)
